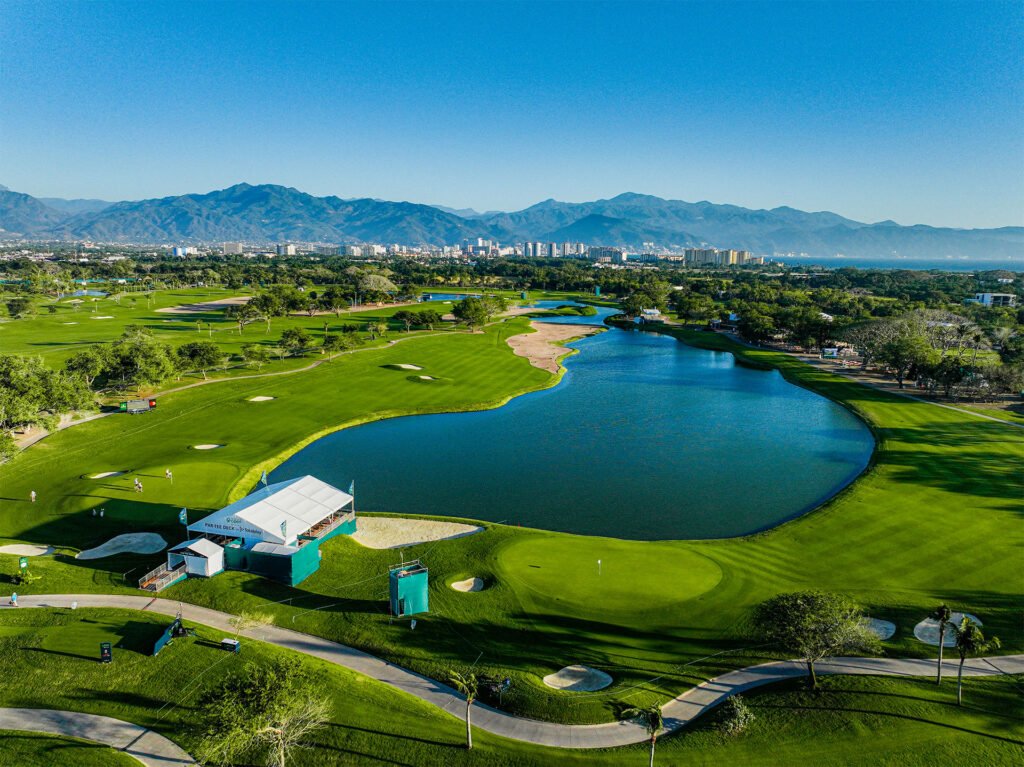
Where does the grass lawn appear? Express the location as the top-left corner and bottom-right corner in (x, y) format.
(1, 608), (1020, 766)
(0, 315), (1020, 730)
(0, 732), (140, 767)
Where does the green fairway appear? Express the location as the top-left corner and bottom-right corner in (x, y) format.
(1, 608), (1020, 766)
(0, 317), (1020, 730)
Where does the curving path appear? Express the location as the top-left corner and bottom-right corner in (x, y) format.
(0, 708), (194, 765)
(5, 594), (1023, 749)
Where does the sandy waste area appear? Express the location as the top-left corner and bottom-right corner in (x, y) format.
(506, 321), (602, 373)
(352, 517), (482, 549)
(156, 296), (251, 314)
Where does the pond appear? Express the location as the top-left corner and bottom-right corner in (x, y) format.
(271, 303), (874, 540)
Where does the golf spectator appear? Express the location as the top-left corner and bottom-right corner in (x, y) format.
(29, 490), (36, 503)
(165, 468), (173, 482)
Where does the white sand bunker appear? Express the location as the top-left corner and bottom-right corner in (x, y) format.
(543, 665), (613, 692)
(247, 396), (275, 402)
(192, 444), (224, 450)
(914, 612), (982, 647)
(76, 533), (167, 560)
(88, 471), (127, 479)
(865, 618), (896, 640)
(393, 363), (423, 370)
(90, 315), (114, 319)
(352, 517), (482, 549)
(451, 577), (485, 592)
(417, 375), (437, 380)
(62, 322), (79, 325)
(0, 544), (54, 557)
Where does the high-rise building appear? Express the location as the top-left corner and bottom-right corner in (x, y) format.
(548, 242), (559, 258)
(276, 244), (296, 256)
(222, 242), (244, 255)
(589, 246), (626, 263)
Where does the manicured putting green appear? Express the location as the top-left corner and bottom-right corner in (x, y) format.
(496, 536), (723, 617)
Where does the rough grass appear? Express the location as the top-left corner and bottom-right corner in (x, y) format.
(0, 732), (140, 767)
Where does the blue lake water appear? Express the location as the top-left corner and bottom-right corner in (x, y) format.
(271, 303), (875, 540)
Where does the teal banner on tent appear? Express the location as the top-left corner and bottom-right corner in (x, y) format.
(179, 508), (187, 525)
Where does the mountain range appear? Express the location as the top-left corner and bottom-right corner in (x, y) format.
(1, 183), (1021, 260)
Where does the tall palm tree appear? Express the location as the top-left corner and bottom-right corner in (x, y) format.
(931, 604), (952, 684)
(951, 616), (1000, 706)
(448, 670), (478, 750)
(621, 703), (664, 767)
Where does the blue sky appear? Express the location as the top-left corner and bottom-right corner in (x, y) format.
(2, 0), (1022, 227)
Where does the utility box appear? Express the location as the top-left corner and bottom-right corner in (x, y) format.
(120, 398), (156, 414)
(389, 560), (429, 617)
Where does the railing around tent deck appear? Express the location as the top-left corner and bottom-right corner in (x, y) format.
(304, 510), (354, 543)
(138, 562), (186, 591)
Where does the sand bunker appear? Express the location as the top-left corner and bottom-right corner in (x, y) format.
(507, 322), (603, 374)
(543, 665), (613, 692)
(352, 517), (483, 549)
(393, 363), (423, 370)
(0, 544), (54, 557)
(865, 618), (896, 640)
(76, 533), (167, 560)
(914, 612), (982, 646)
(247, 396), (275, 402)
(417, 375), (437, 380)
(91, 315), (114, 319)
(62, 321), (79, 325)
(156, 296), (251, 314)
(451, 577), (485, 592)
(88, 471), (127, 479)
(192, 444), (224, 450)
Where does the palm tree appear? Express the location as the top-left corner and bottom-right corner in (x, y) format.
(931, 604), (952, 684)
(621, 703), (664, 767)
(950, 616), (1000, 706)
(448, 670), (478, 749)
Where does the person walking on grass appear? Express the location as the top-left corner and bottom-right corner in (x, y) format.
(165, 468), (173, 482)
(29, 490), (36, 503)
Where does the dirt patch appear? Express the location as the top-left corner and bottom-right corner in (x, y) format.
(352, 517), (482, 549)
(75, 533), (167, 560)
(542, 665), (612, 692)
(506, 321), (603, 374)
(156, 296), (251, 314)
(451, 577), (485, 592)
(0, 544), (54, 557)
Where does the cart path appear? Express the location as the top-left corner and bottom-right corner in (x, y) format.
(5, 595), (1023, 750)
(0, 707), (194, 765)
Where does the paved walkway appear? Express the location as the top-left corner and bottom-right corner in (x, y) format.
(6, 594), (1022, 749)
(0, 707), (194, 765)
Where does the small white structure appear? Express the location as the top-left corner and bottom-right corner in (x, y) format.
(167, 538), (225, 577)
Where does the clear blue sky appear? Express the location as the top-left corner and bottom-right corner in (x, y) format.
(2, 0), (1022, 227)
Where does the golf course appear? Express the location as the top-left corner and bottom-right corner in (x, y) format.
(1, 288), (1021, 764)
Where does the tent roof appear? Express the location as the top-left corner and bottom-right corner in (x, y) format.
(187, 475), (352, 544)
(251, 542), (298, 557)
(169, 538), (224, 558)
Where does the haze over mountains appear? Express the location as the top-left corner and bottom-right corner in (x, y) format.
(1, 183), (1021, 260)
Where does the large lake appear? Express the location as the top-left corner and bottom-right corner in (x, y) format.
(271, 303), (874, 540)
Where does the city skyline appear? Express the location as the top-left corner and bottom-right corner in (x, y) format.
(3, 0), (1022, 228)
